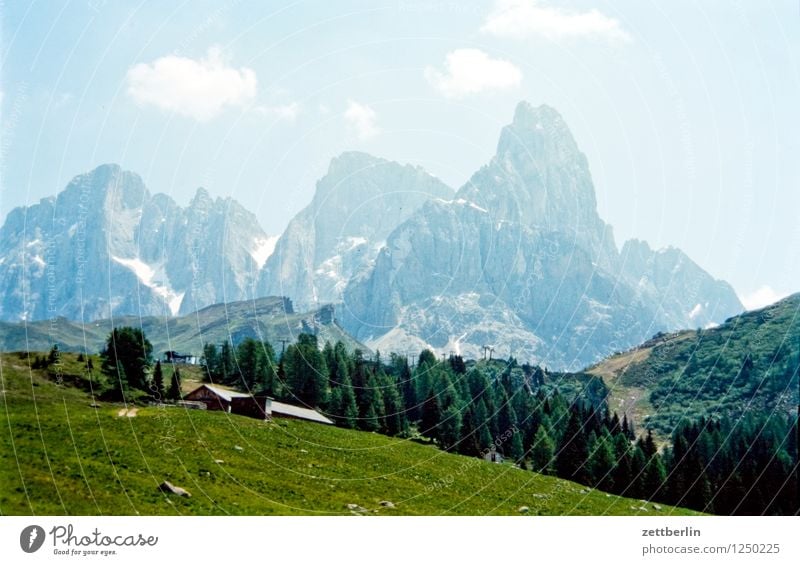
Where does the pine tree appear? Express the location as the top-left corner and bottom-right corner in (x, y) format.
(457, 405), (481, 456)
(168, 366), (182, 400)
(629, 444), (648, 499)
(236, 338), (260, 390)
(284, 334), (329, 407)
(202, 343), (219, 382)
(219, 341), (235, 384)
(48, 344), (60, 365)
(437, 404), (463, 450)
(362, 401), (380, 432)
(612, 432), (633, 495)
(381, 375), (407, 436)
(100, 327), (153, 395)
(589, 431), (617, 491)
(152, 360), (165, 399)
(510, 428), (525, 463)
(420, 389), (441, 439)
(530, 427), (555, 474)
(339, 374), (359, 429)
(556, 408), (592, 485)
(642, 454), (667, 500)
(254, 341), (278, 394)
(622, 413), (635, 440)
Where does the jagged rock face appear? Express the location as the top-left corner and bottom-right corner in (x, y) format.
(340, 102), (743, 370)
(459, 102), (619, 271)
(619, 239), (743, 330)
(257, 151), (453, 308)
(0, 102), (745, 370)
(0, 164), (273, 321)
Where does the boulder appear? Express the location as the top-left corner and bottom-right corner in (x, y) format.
(159, 481), (191, 498)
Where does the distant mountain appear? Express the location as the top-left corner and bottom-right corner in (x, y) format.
(587, 293), (800, 436)
(0, 103), (744, 371)
(0, 164), (276, 321)
(0, 296), (363, 355)
(340, 102), (743, 369)
(618, 238), (742, 330)
(257, 151), (453, 308)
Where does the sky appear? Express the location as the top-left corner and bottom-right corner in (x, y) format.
(1, 0), (798, 309)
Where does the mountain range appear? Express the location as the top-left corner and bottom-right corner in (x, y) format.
(0, 164), (276, 321)
(0, 101), (744, 369)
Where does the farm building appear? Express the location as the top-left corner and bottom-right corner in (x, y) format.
(183, 384), (333, 425)
(483, 449), (504, 464)
(163, 351), (199, 365)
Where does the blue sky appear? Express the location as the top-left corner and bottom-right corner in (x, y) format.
(1, 0), (798, 308)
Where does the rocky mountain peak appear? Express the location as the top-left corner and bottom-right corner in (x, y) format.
(497, 102), (580, 162)
(56, 163), (148, 212)
(458, 101), (602, 252)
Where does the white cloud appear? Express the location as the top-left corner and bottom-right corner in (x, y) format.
(481, 0), (632, 43)
(254, 102), (300, 121)
(424, 49), (522, 99)
(740, 285), (789, 311)
(126, 46), (257, 121)
(344, 100), (379, 140)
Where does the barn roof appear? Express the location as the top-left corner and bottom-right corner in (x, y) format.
(200, 384), (251, 402)
(271, 400), (334, 425)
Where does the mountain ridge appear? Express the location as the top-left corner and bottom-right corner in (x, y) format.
(0, 101), (744, 370)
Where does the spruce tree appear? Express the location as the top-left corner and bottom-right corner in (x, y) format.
(530, 427), (555, 474)
(220, 341), (234, 384)
(152, 360), (165, 399)
(339, 374), (359, 429)
(437, 404), (463, 450)
(556, 409), (592, 485)
(100, 327), (153, 393)
(509, 428), (525, 463)
(589, 431), (617, 491)
(420, 389), (441, 439)
(168, 366), (182, 400)
(202, 343), (219, 382)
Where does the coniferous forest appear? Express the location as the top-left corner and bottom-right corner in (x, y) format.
(198, 334), (799, 516)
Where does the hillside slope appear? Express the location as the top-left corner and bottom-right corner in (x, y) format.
(0, 297), (363, 356)
(587, 294), (800, 436)
(0, 352), (698, 516)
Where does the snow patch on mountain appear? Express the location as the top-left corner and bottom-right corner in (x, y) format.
(250, 235), (278, 269)
(112, 255), (183, 315)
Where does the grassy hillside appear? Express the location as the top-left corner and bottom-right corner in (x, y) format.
(0, 297), (364, 357)
(0, 352), (698, 516)
(587, 294), (800, 437)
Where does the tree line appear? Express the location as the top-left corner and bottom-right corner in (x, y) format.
(91, 326), (799, 515)
(201, 332), (799, 515)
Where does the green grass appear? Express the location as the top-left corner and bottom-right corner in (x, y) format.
(0, 296), (363, 357)
(0, 352), (700, 516)
(587, 294), (800, 437)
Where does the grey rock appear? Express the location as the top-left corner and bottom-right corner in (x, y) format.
(0, 164), (274, 321)
(258, 152), (453, 309)
(158, 481), (191, 497)
(339, 102), (743, 370)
